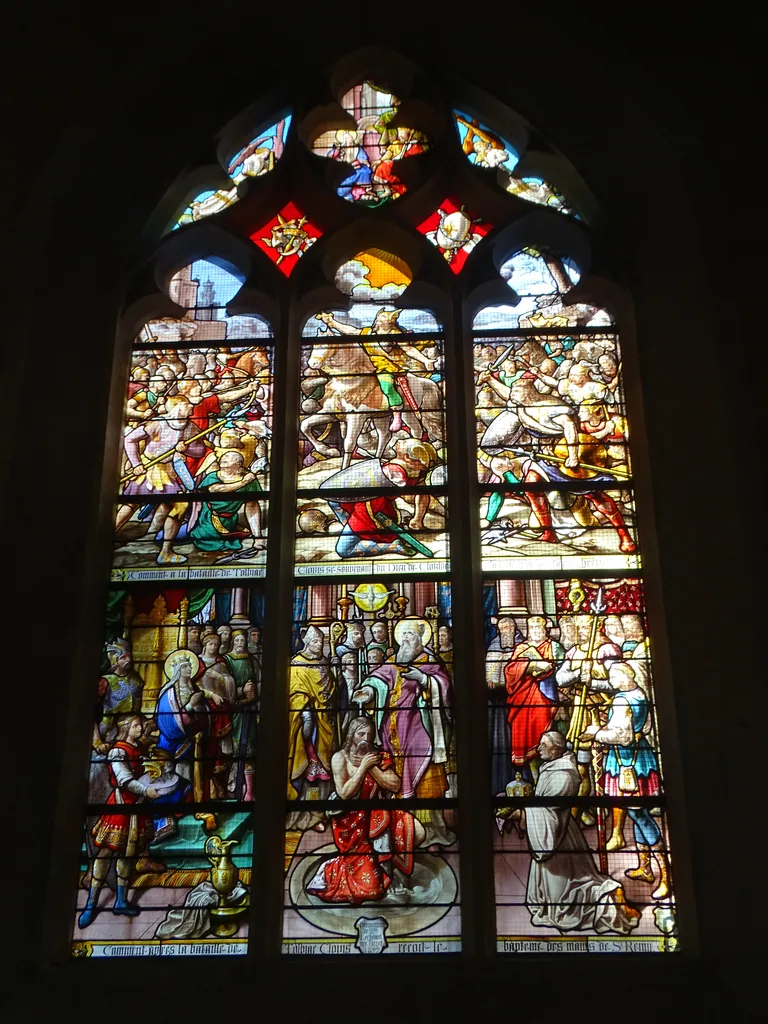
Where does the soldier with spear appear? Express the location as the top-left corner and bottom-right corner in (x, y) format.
(556, 585), (622, 869)
(116, 382), (264, 565)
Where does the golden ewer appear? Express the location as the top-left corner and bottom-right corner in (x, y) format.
(205, 835), (249, 937)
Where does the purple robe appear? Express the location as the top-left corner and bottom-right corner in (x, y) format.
(366, 655), (452, 798)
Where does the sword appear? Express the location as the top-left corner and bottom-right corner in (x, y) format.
(373, 512), (434, 557)
(490, 343), (520, 371)
(213, 541), (266, 566)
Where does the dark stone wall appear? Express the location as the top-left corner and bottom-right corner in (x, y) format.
(2, 7), (759, 1020)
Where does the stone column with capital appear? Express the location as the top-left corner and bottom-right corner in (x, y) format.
(229, 587), (251, 626)
(497, 580), (527, 616)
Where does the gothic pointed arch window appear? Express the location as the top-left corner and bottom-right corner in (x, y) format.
(69, 50), (680, 960)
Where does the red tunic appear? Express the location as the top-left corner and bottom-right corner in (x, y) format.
(194, 660), (233, 776)
(186, 393), (221, 475)
(91, 741), (154, 852)
(307, 753), (416, 904)
(336, 462), (421, 542)
(372, 159), (406, 196)
(505, 641), (559, 764)
(337, 495), (400, 541)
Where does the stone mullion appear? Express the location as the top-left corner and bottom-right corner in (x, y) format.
(446, 290), (497, 957)
(249, 291), (299, 958)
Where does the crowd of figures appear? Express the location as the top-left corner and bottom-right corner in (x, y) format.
(79, 624), (262, 929)
(287, 611), (456, 905)
(296, 304), (448, 564)
(475, 332), (637, 557)
(487, 603), (672, 936)
(116, 341), (271, 567)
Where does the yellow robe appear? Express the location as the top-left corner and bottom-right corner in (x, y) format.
(286, 653), (336, 800)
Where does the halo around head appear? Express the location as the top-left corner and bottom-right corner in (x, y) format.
(394, 616), (432, 649)
(164, 649), (200, 680)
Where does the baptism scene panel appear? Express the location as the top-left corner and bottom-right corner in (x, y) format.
(479, 487), (639, 573)
(484, 576), (676, 950)
(309, 82), (428, 208)
(285, 579), (458, 952)
(87, 585), (264, 807)
(288, 580), (456, 804)
(493, 802), (676, 953)
(283, 808), (460, 955)
(72, 811), (253, 958)
(484, 576), (660, 798)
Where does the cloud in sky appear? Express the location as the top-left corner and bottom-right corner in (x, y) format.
(226, 314), (272, 339)
(335, 258), (408, 302)
(302, 303), (440, 336)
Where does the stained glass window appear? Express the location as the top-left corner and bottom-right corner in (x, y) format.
(73, 257), (271, 956)
(476, 259), (676, 952)
(418, 197), (491, 272)
(454, 111), (576, 216)
(310, 83), (428, 206)
(227, 117), (291, 183)
(70, 54), (680, 960)
(170, 117), (292, 232)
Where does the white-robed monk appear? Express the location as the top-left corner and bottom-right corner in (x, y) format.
(516, 731), (640, 935)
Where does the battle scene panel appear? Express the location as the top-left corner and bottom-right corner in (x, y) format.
(298, 335), (446, 494)
(479, 488), (639, 573)
(474, 333), (629, 481)
(295, 494), (449, 577)
(118, 344), (273, 497)
(111, 498), (269, 583)
(283, 579), (458, 952)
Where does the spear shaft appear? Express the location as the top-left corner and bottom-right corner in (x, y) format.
(119, 388), (259, 485)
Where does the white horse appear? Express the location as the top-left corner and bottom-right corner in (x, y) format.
(300, 339), (443, 468)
